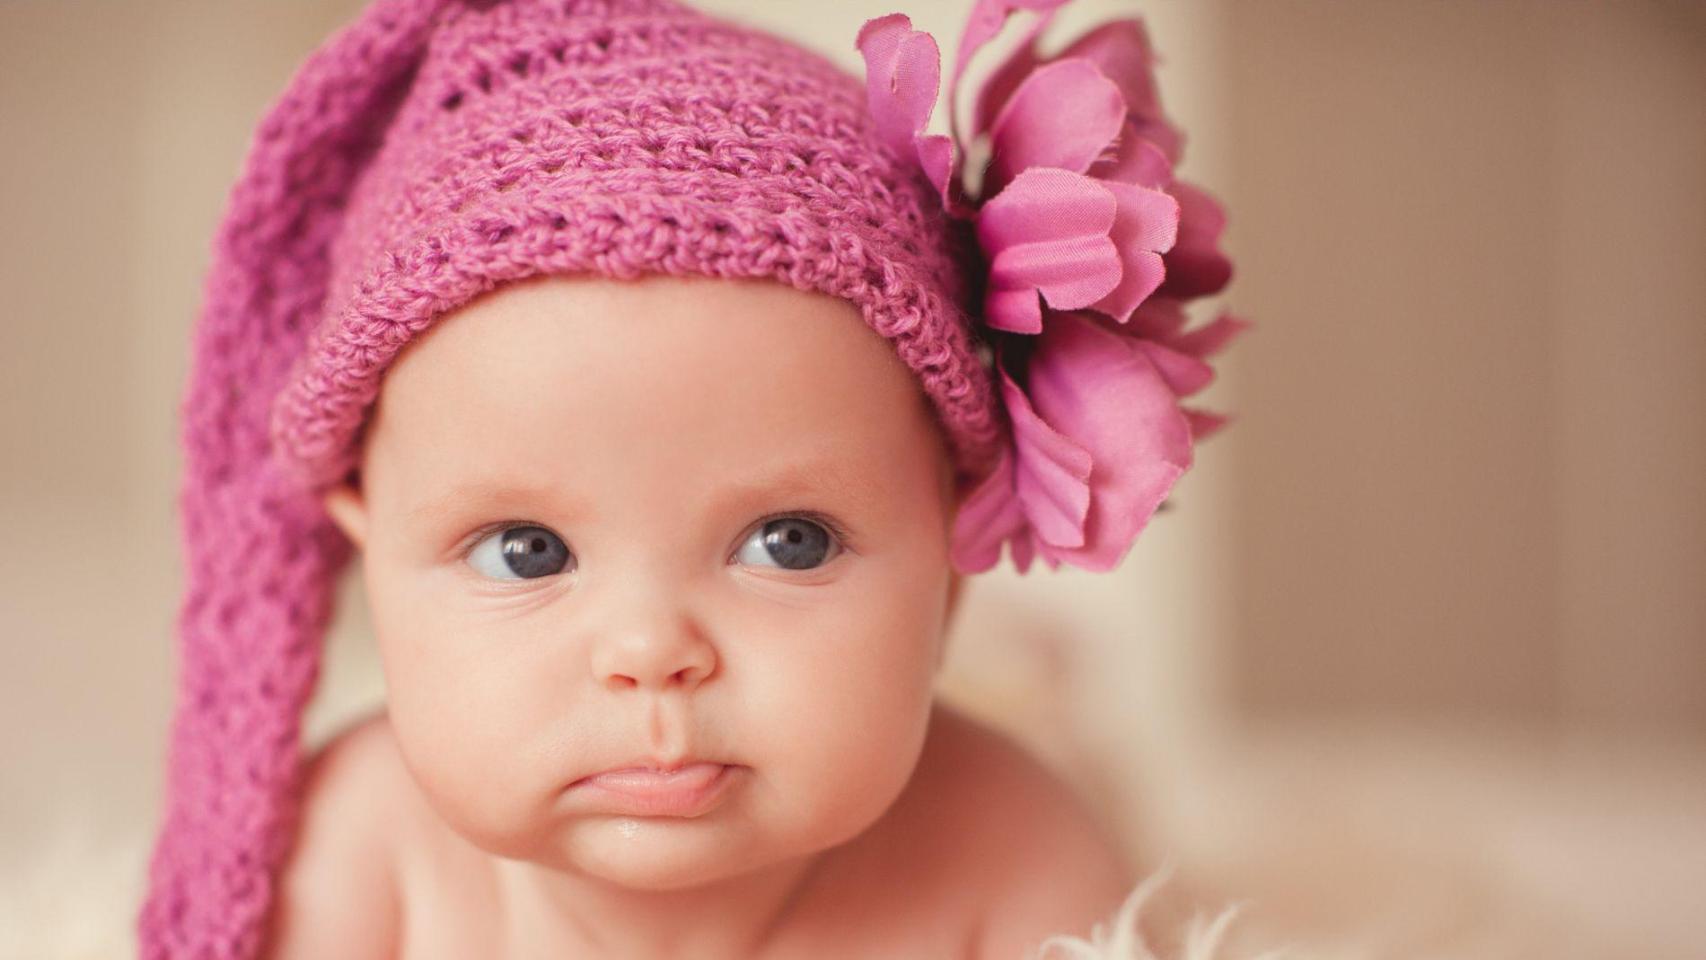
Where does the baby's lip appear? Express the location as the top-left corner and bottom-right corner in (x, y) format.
(575, 756), (724, 781)
(569, 762), (737, 817)
(577, 761), (725, 787)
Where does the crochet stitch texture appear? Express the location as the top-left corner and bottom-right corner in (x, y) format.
(144, 0), (1005, 955)
(272, 0), (1006, 491)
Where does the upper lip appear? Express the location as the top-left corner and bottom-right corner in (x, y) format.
(579, 757), (722, 779)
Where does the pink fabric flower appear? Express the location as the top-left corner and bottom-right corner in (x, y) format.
(856, 14), (967, 215)
(949, 312), (1200, 573)
(857, 0), (1251, 574)
(1125, 296), (1251, 442)
(970, 9), (1233, 311)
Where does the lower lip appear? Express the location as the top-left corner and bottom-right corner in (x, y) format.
(569, 763), (737, 817)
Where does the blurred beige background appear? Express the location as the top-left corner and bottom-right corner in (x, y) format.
(2, 1), (1703, 958)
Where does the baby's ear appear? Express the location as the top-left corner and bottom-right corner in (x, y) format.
(320, 478), (370, 550)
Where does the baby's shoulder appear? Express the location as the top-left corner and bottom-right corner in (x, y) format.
(895, 702), (1138, 958)
(259, 710), (412, 959)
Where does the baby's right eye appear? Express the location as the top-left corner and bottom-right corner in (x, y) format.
(466, 524), (575, 581)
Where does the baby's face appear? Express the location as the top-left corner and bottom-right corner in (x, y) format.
(327, 273), (960, 890)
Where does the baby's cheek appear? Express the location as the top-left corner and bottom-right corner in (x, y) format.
(756, 612), (939, 847)
(376, 625), (549, 857)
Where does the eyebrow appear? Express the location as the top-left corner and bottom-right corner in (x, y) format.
(704, 454), (867, 515)
(405, 452), (870, 526)
(405, 480), (589, 525)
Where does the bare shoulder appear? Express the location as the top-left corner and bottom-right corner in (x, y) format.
(258, 710), (409, 960)
(910, 701), (1138, 960)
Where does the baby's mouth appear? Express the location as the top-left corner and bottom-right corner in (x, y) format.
(568, 762), (739, 817)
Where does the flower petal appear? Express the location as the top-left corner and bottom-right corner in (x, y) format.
(1167, 312), (1252, 359)
(1024, 312), (1194, 572)
(970, 8), (1054, 137)
(985, 234), (1121, 333)
(949, 443), (1030, 574)
(1131, 338), (1215, 398)
(977, 168), (1121, 333)
(984, 59), (1127, 196)
(1011, 529), (1039, 572)
(914, 133), (962, 213)
(1057, 19), (1185, 165)
(1089, 180), (1179, 324)
(948, 0), (1074, 144)
(1089, 119), (1174, 190)
(998, 356), (1094, 548)
(1180, 406), (1231, 442)
(949, 345), (1096, 573)
(1155, 179), (1233, 299)
(856, 15), (968, 215)
(1125, 296), (1191, 341)
(857, 16), (940, 157)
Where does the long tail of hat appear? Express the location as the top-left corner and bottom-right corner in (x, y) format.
(138, 1), (451, 956)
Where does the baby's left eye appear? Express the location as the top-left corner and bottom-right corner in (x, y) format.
(733, 516), (843, 571)
(466, 524), (575, 581)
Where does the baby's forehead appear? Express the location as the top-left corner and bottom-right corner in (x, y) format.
(365, 273), (947, 504)
(388, 273), (901, 386)
(400, 439), (882, 526)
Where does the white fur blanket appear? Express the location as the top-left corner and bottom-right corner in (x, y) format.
(0, 825), (1295, 960)
(1036, 863), (1288, 960)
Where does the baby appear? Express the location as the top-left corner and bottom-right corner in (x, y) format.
(270, 274), (1138, 958)
(138, 0), (1241, 956)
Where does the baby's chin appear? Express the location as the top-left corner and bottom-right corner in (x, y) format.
(547, 817), (815, 891)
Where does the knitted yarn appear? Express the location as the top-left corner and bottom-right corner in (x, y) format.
(141, 0), (1006, 955)
(273, 0), (1006, 492)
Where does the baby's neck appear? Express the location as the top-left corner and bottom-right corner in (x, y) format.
(492, 845), (827, 960)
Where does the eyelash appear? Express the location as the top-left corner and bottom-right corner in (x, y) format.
(454, 510), (856, 565)
(747, 510), (857, 558)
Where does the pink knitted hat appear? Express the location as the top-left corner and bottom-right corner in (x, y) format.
(141, 0), (1243, 954)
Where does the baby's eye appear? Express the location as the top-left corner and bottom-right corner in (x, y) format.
(734, 516), (843, 572)
(466, 524), (575, 581)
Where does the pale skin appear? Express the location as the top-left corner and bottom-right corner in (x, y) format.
(261, 273), (1137, 959)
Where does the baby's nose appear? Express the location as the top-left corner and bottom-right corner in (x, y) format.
(589, 615), (718, 693)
